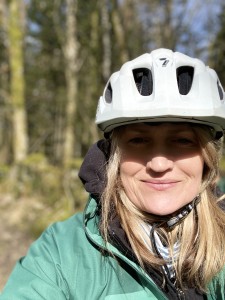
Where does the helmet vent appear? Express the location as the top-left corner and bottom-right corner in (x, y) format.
(105, 82), (113, 103)
(133, 68), (153, 96)
(217, 80), (224, 101)
(176, 66), (194, 95)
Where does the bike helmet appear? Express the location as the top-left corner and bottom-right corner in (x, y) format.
(96, 48), (225, 138)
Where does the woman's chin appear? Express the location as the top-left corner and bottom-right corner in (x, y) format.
(143, 203), (186, 216)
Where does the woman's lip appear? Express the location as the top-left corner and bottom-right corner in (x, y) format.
(142, 180), (179, 191)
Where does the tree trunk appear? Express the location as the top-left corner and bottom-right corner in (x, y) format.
(81, 3), (100, 152)
(101, 0), (111, 81)
(63, 0), (79, 164)
(111, 0), (129, 63)
(121, 0), (145, 57)
(8, 0), (28, 162)
(0, 0), (11, 162)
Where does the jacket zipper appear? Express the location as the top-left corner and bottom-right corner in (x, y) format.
(161, 269), (186, 300)
(176, 287), (185, 300)
(110, 231), (170, 299)
(84, 208), (184, 300)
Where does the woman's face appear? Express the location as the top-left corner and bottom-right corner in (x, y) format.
(119, 123), (204, 215)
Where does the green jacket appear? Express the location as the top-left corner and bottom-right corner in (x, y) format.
(0, 197), (224, 299)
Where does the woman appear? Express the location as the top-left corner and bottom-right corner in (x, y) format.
(1, 48), (225, 299)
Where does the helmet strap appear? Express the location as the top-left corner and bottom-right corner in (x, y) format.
(164, 195), (200, 230)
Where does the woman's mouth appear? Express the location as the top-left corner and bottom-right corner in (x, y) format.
(142, 180), (179, 191)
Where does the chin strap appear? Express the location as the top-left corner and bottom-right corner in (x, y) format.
(165, 195), (200, 230)
(149, 195), (201, 285)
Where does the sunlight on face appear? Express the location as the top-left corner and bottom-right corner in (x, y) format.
(119, 123), (204, 215)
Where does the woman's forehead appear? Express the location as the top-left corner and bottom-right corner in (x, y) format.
(120, 122), (194, 133)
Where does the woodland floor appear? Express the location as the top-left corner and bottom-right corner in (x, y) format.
(0, 195), (35, 291)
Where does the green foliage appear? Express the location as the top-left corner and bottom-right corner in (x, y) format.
(0, 165), (10, 182)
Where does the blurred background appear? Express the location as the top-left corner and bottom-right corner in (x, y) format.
(0, 0), (225, 290)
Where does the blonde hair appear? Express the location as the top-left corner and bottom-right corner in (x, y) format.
(100, 124), (225, 292)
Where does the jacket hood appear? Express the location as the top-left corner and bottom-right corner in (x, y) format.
(78, 139), (110, 199)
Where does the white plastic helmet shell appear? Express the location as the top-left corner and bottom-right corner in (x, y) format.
(96, 48), (225, 135)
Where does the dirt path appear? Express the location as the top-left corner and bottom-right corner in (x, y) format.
(0, 196), (34, 291)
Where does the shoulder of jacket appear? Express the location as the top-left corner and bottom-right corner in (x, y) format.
(208, 265), (225, 298)
(45, 212), (84, 241)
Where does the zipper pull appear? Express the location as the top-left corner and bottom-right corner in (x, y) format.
(177, 287), (185, 300)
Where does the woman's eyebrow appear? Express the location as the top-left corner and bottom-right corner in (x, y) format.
(167, 129), (194, 135)
(124, 128), (150, 135)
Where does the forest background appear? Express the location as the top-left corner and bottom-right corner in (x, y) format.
(1, 0), (225, 290)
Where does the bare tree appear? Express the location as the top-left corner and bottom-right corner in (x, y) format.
(101, 0), (112, 81)
(0, 0), (11, 162)
(111, 0), (129, 63)
(80, 3), (100, 150)
(53, 0), (79, 164)
(62, 0), (79, 163)
(8, 0), (28, 162)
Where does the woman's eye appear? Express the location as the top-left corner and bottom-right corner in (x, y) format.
(173, 137), (195, 145)
(128, 137), (149, 145)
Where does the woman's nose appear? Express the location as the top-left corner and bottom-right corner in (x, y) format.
(146, 156), (174, 173)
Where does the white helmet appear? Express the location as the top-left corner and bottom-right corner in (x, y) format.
(96, 48), (225, 137)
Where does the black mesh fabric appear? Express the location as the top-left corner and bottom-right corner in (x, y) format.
(217, 80), (224, 100)
(133, 68), (153, 96)
(105, 82), (112, 103)
(176, 66), (194, 95)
